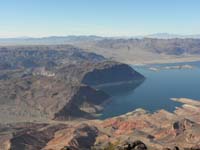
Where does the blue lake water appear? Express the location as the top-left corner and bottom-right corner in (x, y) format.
(100, 61), (200, 119)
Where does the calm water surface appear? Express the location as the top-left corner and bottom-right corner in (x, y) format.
(100, 61), (200, 119)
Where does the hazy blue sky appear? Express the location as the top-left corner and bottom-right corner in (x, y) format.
(0, 0), (200, 37)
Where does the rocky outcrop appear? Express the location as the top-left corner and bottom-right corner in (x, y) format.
(1, 98), (200, 150)
(55, 61), (145, 86)
(81, 61), (144, 87)
(121, 140), (148, 150)
(172, 118), (195, 136)
(67, 124), (98, 150)
(0, 123), (67, 150)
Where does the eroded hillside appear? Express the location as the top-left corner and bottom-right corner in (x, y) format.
(1, 98), (200, 150)
(0, 45), (144, 123)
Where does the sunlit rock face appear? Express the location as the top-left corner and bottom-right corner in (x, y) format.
(1, 99), (200, 150)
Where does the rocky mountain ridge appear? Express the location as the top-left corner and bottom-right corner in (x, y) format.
(1, 98), (200, 150)
(0, 45), (144, 122)
(1, 37), (200, 64)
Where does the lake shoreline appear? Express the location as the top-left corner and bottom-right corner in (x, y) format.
(100, 61), (200, 118)
(124, 56), (200, 65)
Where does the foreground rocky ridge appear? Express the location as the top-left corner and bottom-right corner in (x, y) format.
(1, 98), (200, 150)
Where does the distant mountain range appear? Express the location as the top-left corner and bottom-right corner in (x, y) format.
(1, 34), (200, 45)
(0, 35), (104, 45)
(144, 33), (200, 39)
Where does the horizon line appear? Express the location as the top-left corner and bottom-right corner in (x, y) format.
(1, 33), (200, 39)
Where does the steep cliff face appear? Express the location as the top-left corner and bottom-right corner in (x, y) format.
(81, 61), (144, 87)
(55, 61), (145, 86)
(54, 85), (110, 120)
(49, 61), (144, 120)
